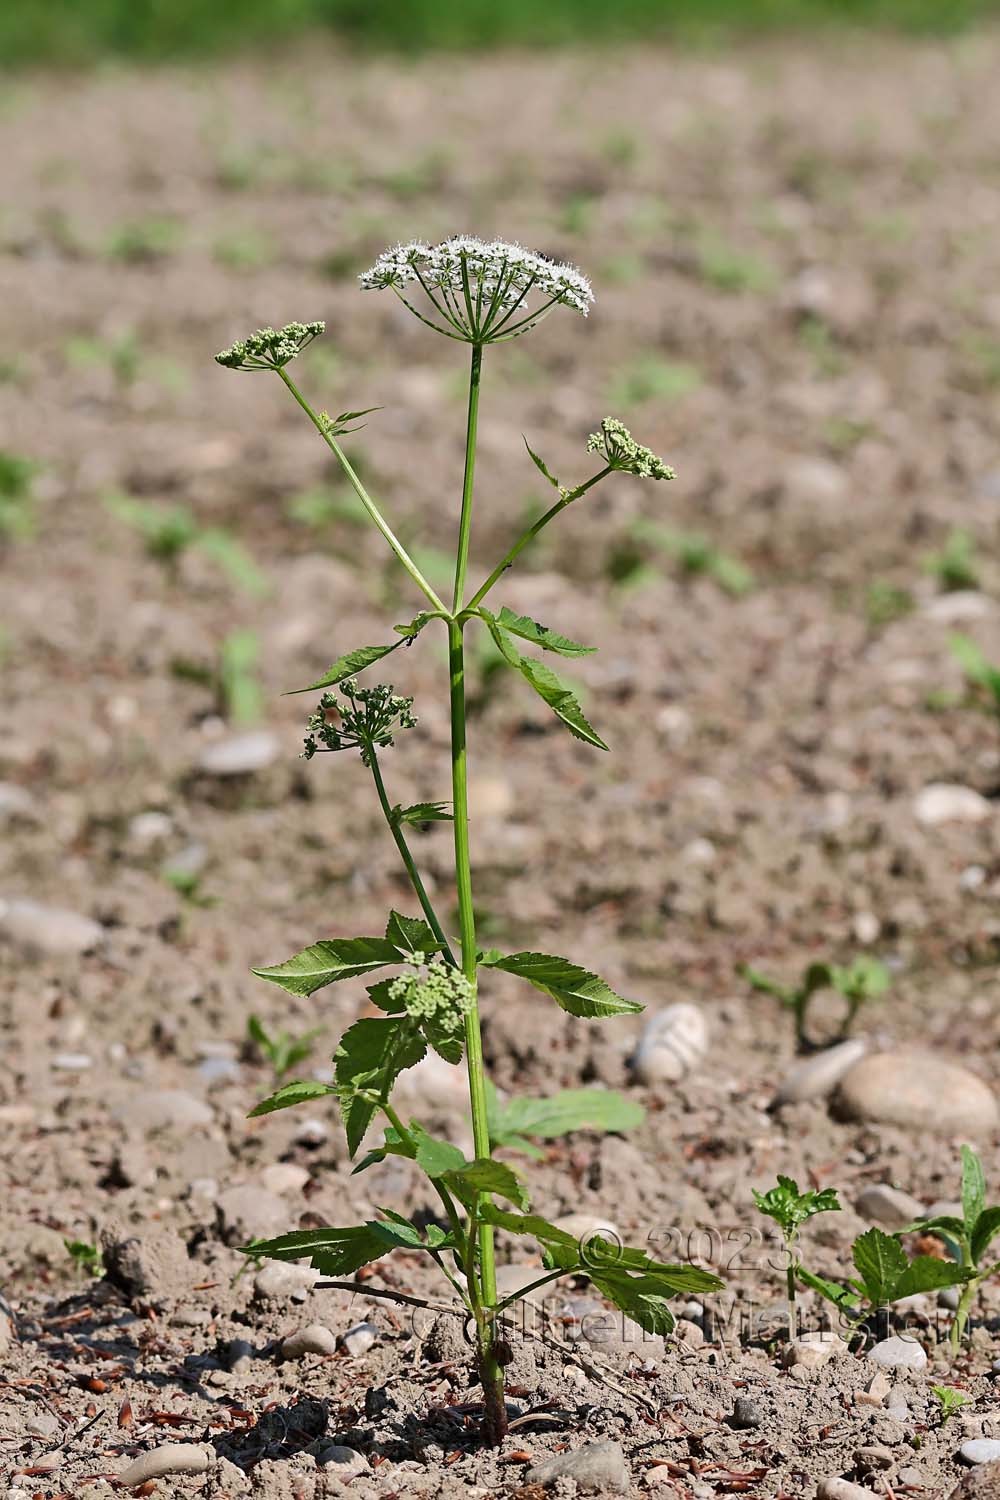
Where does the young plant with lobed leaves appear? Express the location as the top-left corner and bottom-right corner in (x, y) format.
(903, 1146), (1000, 1352)
(753, 1175), (841, 1340)
(214, 238), (718, 1445)
(739, 954), (889, 1051)
(797, 1226), (970, 1343)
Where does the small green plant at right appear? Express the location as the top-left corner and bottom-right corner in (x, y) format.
(739, 955), (889, 1050)
(0, 451), (39, 541)
(948, 634), (1000, 724)
(752, 1174), (841, 1339)
(220, 629), (264, 725)
(924, 528), (980, 593)
(106, 216), (182, 263)
(65, 1238), (103, 1277)
(106, 493), (267, 595)
(932, 1386), (971, 1426)
(797, 1226), (970, 1341)
(695, 232), (776, 295)
(247, 1014), (320, 1083)
(905, 1146), (1000, 1351)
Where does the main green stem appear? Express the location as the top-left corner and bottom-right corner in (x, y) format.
(449, 344), (506, 1444)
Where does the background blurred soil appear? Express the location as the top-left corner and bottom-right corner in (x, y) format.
(3, 31), (1000, 1498)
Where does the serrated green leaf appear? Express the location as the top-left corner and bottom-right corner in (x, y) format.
(288, 642), (401, 695)
(241, 1225), (389, 1277)
(523, 436), (561, 489)
(971, 1205), (1000, 1266)
(445, 1159), (529, 1210)
(369, 1211), (425, 1249)
(894, 1256), (970, 1299)
(478, 1203), (581, 1256)
(494, 607), (595, 658)
(367, 977), (405, 1013)
(334, 1018), (425, 1157)
(384, 910), (440, 957)
(253, 937), (403, 997)
(411, 1124), (467, 1178)
(480, 612), (608, 751)
(962, 1145), (987, 1232)
(393, 802), (453, 825)
(247, 1079), (338, 1118)
(908, 1214), (967, 1241)
(752, 1175), (841, 1237)
(482, 950), (642, 1019)
(490, 1088), (644, 1149)
(852, 1228), (909, 1304)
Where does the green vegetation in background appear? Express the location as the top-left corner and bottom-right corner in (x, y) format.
(3, 0), (997, 65)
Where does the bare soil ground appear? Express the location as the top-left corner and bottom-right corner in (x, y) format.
(3, 32), (1000, 1499)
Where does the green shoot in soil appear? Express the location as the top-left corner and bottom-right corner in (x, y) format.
(797, 1226), (970, 1341)
(247, 1014), (320, 1082)
(904, 1146), (1000, 1351)
(214, 243), (722, 1446)
(932, 1386), (971, 1426)
(739, 954), (889, 1050)
(752, 1174), (841, 1339)
(924, 528), (980, 593)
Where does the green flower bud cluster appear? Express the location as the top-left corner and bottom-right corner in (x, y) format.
(215, 321), (325, 372)
(388, 960), (475, 1035)
(302, 679), (416, 767)
(587, 417), (675, 481)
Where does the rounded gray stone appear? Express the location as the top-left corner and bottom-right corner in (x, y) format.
(834, 1051), (998, 1136)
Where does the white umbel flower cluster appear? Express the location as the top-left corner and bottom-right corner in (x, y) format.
(360, 236), (593, 343)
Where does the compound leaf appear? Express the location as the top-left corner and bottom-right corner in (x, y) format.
(494, 607), (595, 658)
(248, 1079), (338, 1118)
(253, 937), (403, 997)
(490, 1087), (644, 1148)
(384, 910), (441, 957)
(334, 1018), (426, 1157)
(482, 950), (642, 1019)
(445, 1159), (529, 1211)
(241, 1225), (389, 1278)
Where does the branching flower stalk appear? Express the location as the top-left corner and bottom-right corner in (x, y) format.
(214, 237), (709, 1447)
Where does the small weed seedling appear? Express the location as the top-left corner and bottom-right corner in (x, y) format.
(932, 1386), (971, 1426)
(214, 240), (724, 1445)
(247, 1015), (320, 1082)
(65, 1238), (103, 1278)
(797, 1226), (970, 1341)
(924, 528), (980, 593)
(106, 493), (266, 596)
(739, 955), (889, 1050)
(949, 633), (1000, 725)
(752, 1175), (841, 1339)
(634, 518), (754, 596)
(0, 451), (39, 541)
(905, 1146), (1000, 1350)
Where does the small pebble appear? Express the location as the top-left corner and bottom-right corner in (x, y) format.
(631, 1003), (708, 1084)
(835, 1051), (998, 1136)
(280, 1323), (338, 1360)
(527, 1440), (629, 1493)
(772, 1039), (867, 1106)
(0, 899), (103, 956)
(961, 1441), (1000, 1466)
(730, 1396), (763, 1429)
(817, 1480), (874, 1500)
(118, 1444), (212, 1485)
(939, 1286), (961, 1311)
(339, 1321), (379, 1357)
(866, 1335), (927, 1372)
(784, 1332), (848, 1369)
(254, 1261), (320, 1302)
(855, 1183), (922, 1229)
(260, 1162), (310, 1196)
(914, 783), (991, 826)
(317, 1445), (367, 1478)
(215, 1185), (287, 1245)
(198, 730), (279, 776)
(51, 1052), (93, 1071)
(854, 1445), (894, 1472)
(115, 1090), (213, 1132)
(293, 1117), (329, 1147)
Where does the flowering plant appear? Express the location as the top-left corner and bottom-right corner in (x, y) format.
(215, 236), (718, 1444)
